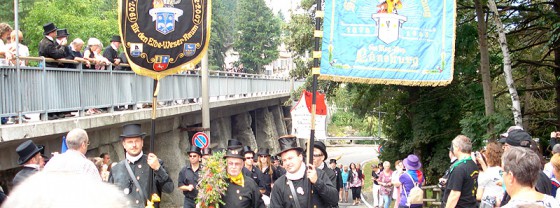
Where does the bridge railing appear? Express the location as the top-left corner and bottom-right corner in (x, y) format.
(0, 57), (304, 121)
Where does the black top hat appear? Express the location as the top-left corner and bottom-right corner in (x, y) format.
(187, 146), (202, 156)
(201, 148), (212, 156)
(271, 155), (279, 161)
(227, 139), (243, 150)
(120, 124), (146, 139)
(56, 29), (70, 38)
(111, 35), (121, 43)
(16, 140), (43, 165)
(242, 146), (255, 155)
(313, 141), (328, 160)
(43, 22), (58, 35)
(277, 135), (303, 156)
(257, 148), (270, 156)
(329, 159), (337, 164)
(224, 147), (245, 160)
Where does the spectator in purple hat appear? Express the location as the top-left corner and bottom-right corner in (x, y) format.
(395, 154), (424, 208)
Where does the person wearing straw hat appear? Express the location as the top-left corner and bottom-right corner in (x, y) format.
(178, 146), (202, 208)
(221, 142), (265, 208)
(395, 154), (424, 208)
(269, 135), (338, 208)
(38, 22), (68, 68)
(12, 140), (44, 186)
(109, 123), (174, 208)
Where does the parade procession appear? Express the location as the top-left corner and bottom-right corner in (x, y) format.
(5, 0), (560, 207)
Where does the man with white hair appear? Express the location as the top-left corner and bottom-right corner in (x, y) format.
(44, 128), (101, 181)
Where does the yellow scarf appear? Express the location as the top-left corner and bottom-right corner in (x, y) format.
(228, 173), (244, 187)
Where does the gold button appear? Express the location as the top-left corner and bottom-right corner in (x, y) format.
(138, 165), (142, 168)
(239, 196), (242, 200)
(136, 176), (140, 180)
(135, 200), (139, 204)
(237, 190), (240, 194)
(136, 188), (140, 192)
(289, 195), (292, 199)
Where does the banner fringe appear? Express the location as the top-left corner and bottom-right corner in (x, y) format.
(318, 74), (453, 87)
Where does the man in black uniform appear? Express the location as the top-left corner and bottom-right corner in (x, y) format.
(109, 124), (174, 207)
(13, 140), (43, 187)
(103, 35), (121, 67)
(38, 22), (67, 68)
(329, 159), (343, 202)
(270, 135), (339, 208)
(221, 143), (265, 208)
(178, 146), (202, 208)
(242, 146), (266, 192)
(311, 141), (337, 190)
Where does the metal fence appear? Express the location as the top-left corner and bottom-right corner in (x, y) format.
(1, 61), (304, 120)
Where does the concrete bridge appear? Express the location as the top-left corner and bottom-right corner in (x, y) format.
(0, 63), (304, 206)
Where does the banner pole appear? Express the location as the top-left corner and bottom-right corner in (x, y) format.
(148, 79), (159, 207)
(308, 0), (323, 206)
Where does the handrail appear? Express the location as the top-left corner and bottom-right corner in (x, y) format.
(0, 64), (304, 124)
(3, 56), (291, 79)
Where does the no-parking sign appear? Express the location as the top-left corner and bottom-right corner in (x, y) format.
(192, 132), (209, 149)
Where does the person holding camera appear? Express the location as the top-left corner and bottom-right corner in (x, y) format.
(476, 142), (504, 207)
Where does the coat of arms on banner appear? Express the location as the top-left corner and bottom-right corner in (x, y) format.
(119, 0), (211, 80)
(149, 0), (184, 35)
(154, 55), (170, 71)
(371, 0), (407, 44)
(184, 43), (196, 57)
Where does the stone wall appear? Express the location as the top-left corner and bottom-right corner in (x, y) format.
(0, 104), (290, 207)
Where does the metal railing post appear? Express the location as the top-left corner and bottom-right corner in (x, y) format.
(40, 57), (48, 121)
(78, 63), (84, 117)
(109, 64), (115, 113)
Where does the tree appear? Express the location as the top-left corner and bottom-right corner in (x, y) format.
(474, 0), (496, 133)
(22, 0), (118, 56)
(234, 0), (281, 73)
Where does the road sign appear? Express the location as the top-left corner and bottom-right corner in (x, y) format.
(192, 132), (209, 149)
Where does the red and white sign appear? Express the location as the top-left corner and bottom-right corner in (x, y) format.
(290, 90), (328, 140)
(192, 132), (210, 149)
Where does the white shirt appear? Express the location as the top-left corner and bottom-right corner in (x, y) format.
(6, 43), (29, 66)
(477, 166), (504, 202)
(44, 149), (101, 181)
(0, 39), (7, 66)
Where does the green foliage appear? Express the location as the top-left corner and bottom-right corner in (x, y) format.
(234, 0), (281, 73)
(22, 0), (118, 56)
(208, 0), (237, 70)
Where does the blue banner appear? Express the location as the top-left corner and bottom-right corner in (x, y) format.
(320, 0), (456, 86)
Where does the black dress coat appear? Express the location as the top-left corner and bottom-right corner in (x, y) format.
(319, 162), (337, 191)
(109, 155), (174, 208)
(269, 168), (339, 208)
(12, 166), (38, 187)
(38, 37), (67, 68)
(103, 45), (119, 66)
(221, 175), (265, 208)
(243, 166), (266, 191)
